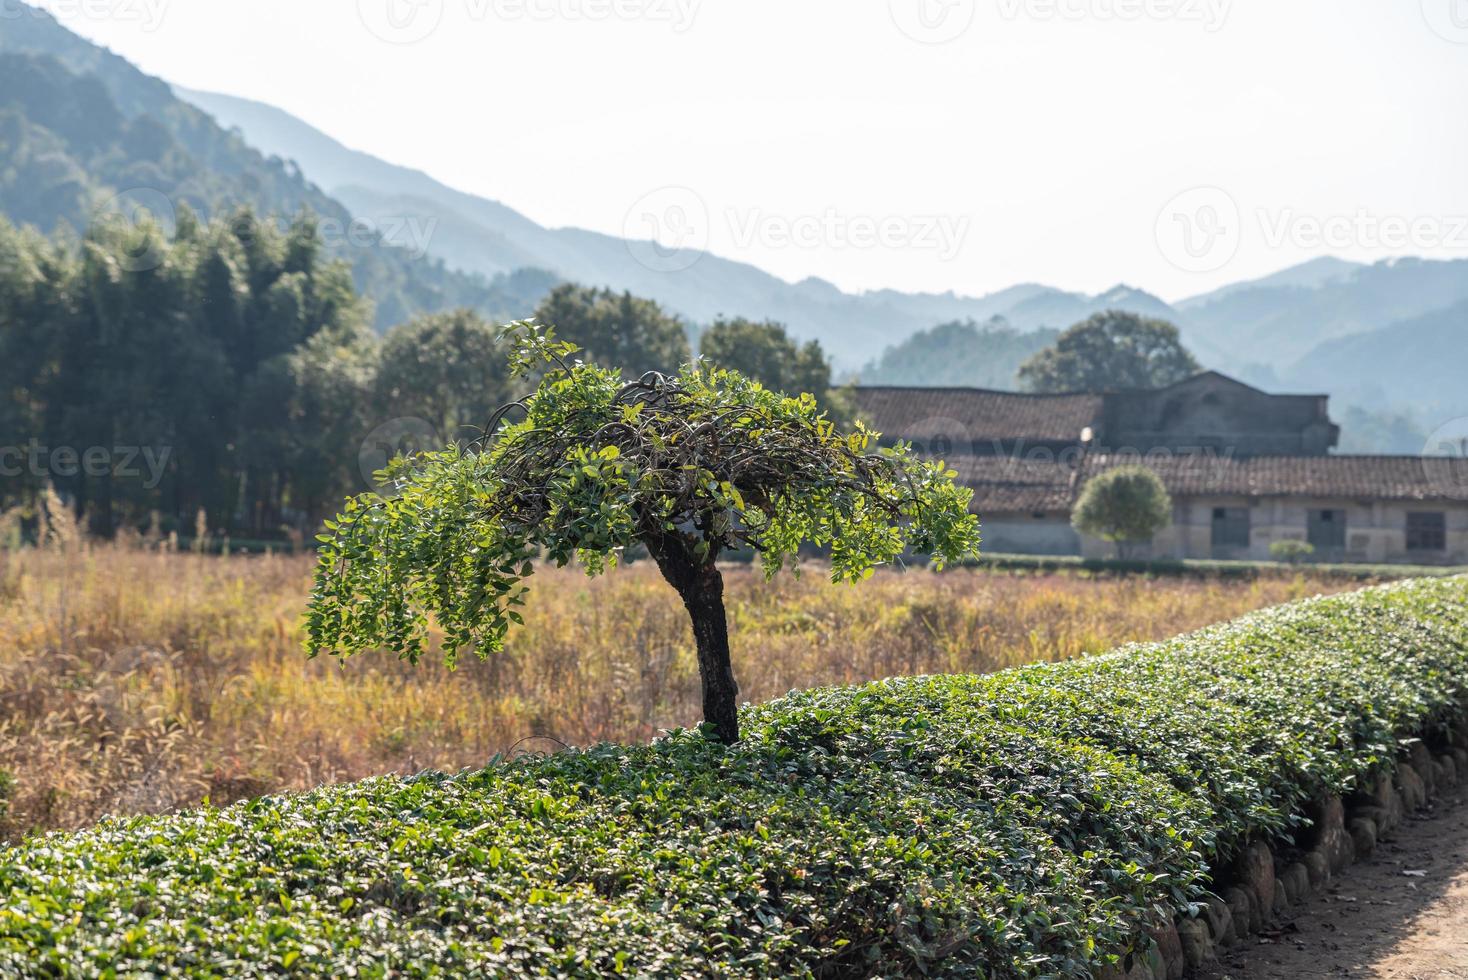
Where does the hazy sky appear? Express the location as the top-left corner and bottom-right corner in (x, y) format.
(32, 0), (1468, 302)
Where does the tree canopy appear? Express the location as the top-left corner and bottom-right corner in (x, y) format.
(0, 207), (376, 537)
(698, 316), (851, 424)
(1071, 466), (1173, 558)
(862, 318), (1058, 389)
(307, 322), (982, 743)
(1018, 311), (1201, 393)
(373, 309), (512, 445)
(533, 283), (690, 377)
(698, 318), (830, 398)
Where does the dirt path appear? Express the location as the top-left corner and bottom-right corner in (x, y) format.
(1200, 787), (1468, 979)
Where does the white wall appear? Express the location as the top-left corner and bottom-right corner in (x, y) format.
(980, 514), (1080, 556)
(1080, 498), (1468, 565)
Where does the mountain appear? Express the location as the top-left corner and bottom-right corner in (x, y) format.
(1282, 299), (1468, 421)
(200, 84), (1466, 390)
(1003, 284), (1179, 334)
(1175, 256), (1468, 369)
(0, 3), (552, 330)
(177, 87), (1178, 366)
(1179, 256), (1363, 306)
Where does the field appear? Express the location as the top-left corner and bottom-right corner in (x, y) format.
(0, 543), (1358, 840)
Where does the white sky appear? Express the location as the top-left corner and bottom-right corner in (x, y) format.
(33, 0), (1468, 302)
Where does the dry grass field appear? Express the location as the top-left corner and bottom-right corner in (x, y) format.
(0, 543), (1358, 840)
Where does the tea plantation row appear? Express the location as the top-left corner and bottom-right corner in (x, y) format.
(4, 577), (1467, 977)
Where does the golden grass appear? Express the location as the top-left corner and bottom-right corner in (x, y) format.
(0, 544), (1353, 839)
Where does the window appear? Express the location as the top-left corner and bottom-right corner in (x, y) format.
(1308, 509), (1347, 552)
(1406, 512), (1447, 552)
(1211, 507), (1250, 550)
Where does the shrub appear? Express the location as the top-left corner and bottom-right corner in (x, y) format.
(1072, 465), (1173, 558)
(1270, 539), (1316, 565)
(2, 576), (1466, 977)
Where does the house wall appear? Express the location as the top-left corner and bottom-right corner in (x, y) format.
(979, 513), (1080, 556)
(1102, 375), (1338, 457)
(1077, 497), (1468, 565)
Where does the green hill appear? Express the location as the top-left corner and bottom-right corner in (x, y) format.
(1285, 299), (1468, 420)
(859, 317), (1058, 388)
(0, 4), (554, 330)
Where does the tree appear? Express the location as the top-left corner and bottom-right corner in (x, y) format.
(698, 317), (852, 425)
(1018, 311), (1201, 393)
(240, 323), (379, 532)
(862, 317), (1058, 389)
(1, 203), (540, 541)
(699, 318), (830, 397)
(1071, 466), (1172, 559)
(374, 309), (511, 444)
(533, 284), (690, 376)
(306, 322), (982, 744)
(1269, 539), (1315, 565)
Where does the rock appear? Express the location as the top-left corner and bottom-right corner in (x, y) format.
(1397, 764), (1428, 812)
(1271, 885), (1288, 918)
(1176, 917), (1213, 971)
(1148, 921), (1184, 980)
(1382, 791), (1405, 834)
(1201, 894), (1235, 946)
(1453, 747), (1468, 772)
(1312, 796), (1355, 872)
(1355, 774), (1403, 833)
(1407, 743), (1437, 796)
(1099, 954), (1155, 980)
(1126, 959), (1156, 980)
(1348, 773), (1390, 810)
(1234, 840), (1276, 913)
(1225, 885), (1260, 936)
(1280, 862), (1311, 904)
(1349, 817), (1378, 859)
(1318, 835), (1355, 876)
(1303, 851), (1331, 890)
(1435, 754), (1458, 789)
(1351, 803), (1389, 827)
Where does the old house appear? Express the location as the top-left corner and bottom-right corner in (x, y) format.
(854, 373), (1468, 565)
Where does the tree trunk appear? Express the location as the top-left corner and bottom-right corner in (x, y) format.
(645, 533), (741, 744)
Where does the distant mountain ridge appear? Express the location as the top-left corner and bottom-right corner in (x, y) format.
(1176, 256), (1468, 370)
(1282, 299), (1468, 419)
(177, 87), (1185, 365)
(174, 85), (1468, 391)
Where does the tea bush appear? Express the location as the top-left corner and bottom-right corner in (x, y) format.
(3, 577), (1466, 977)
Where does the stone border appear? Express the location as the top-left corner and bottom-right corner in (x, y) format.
(1098, 727), (1468, 980)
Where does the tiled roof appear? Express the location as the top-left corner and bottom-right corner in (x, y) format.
(943, 453), (1468, 513)
(1083, 454), (1468, 503)
(947, 456), (1080, 512)
(853, 387), (1103, 446)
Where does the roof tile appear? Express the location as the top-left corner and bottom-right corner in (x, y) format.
(941, 453), (1468, 513)
(853, 387), (1103, 447)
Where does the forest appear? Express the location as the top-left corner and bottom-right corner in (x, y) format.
(0, 210), (845, 540)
